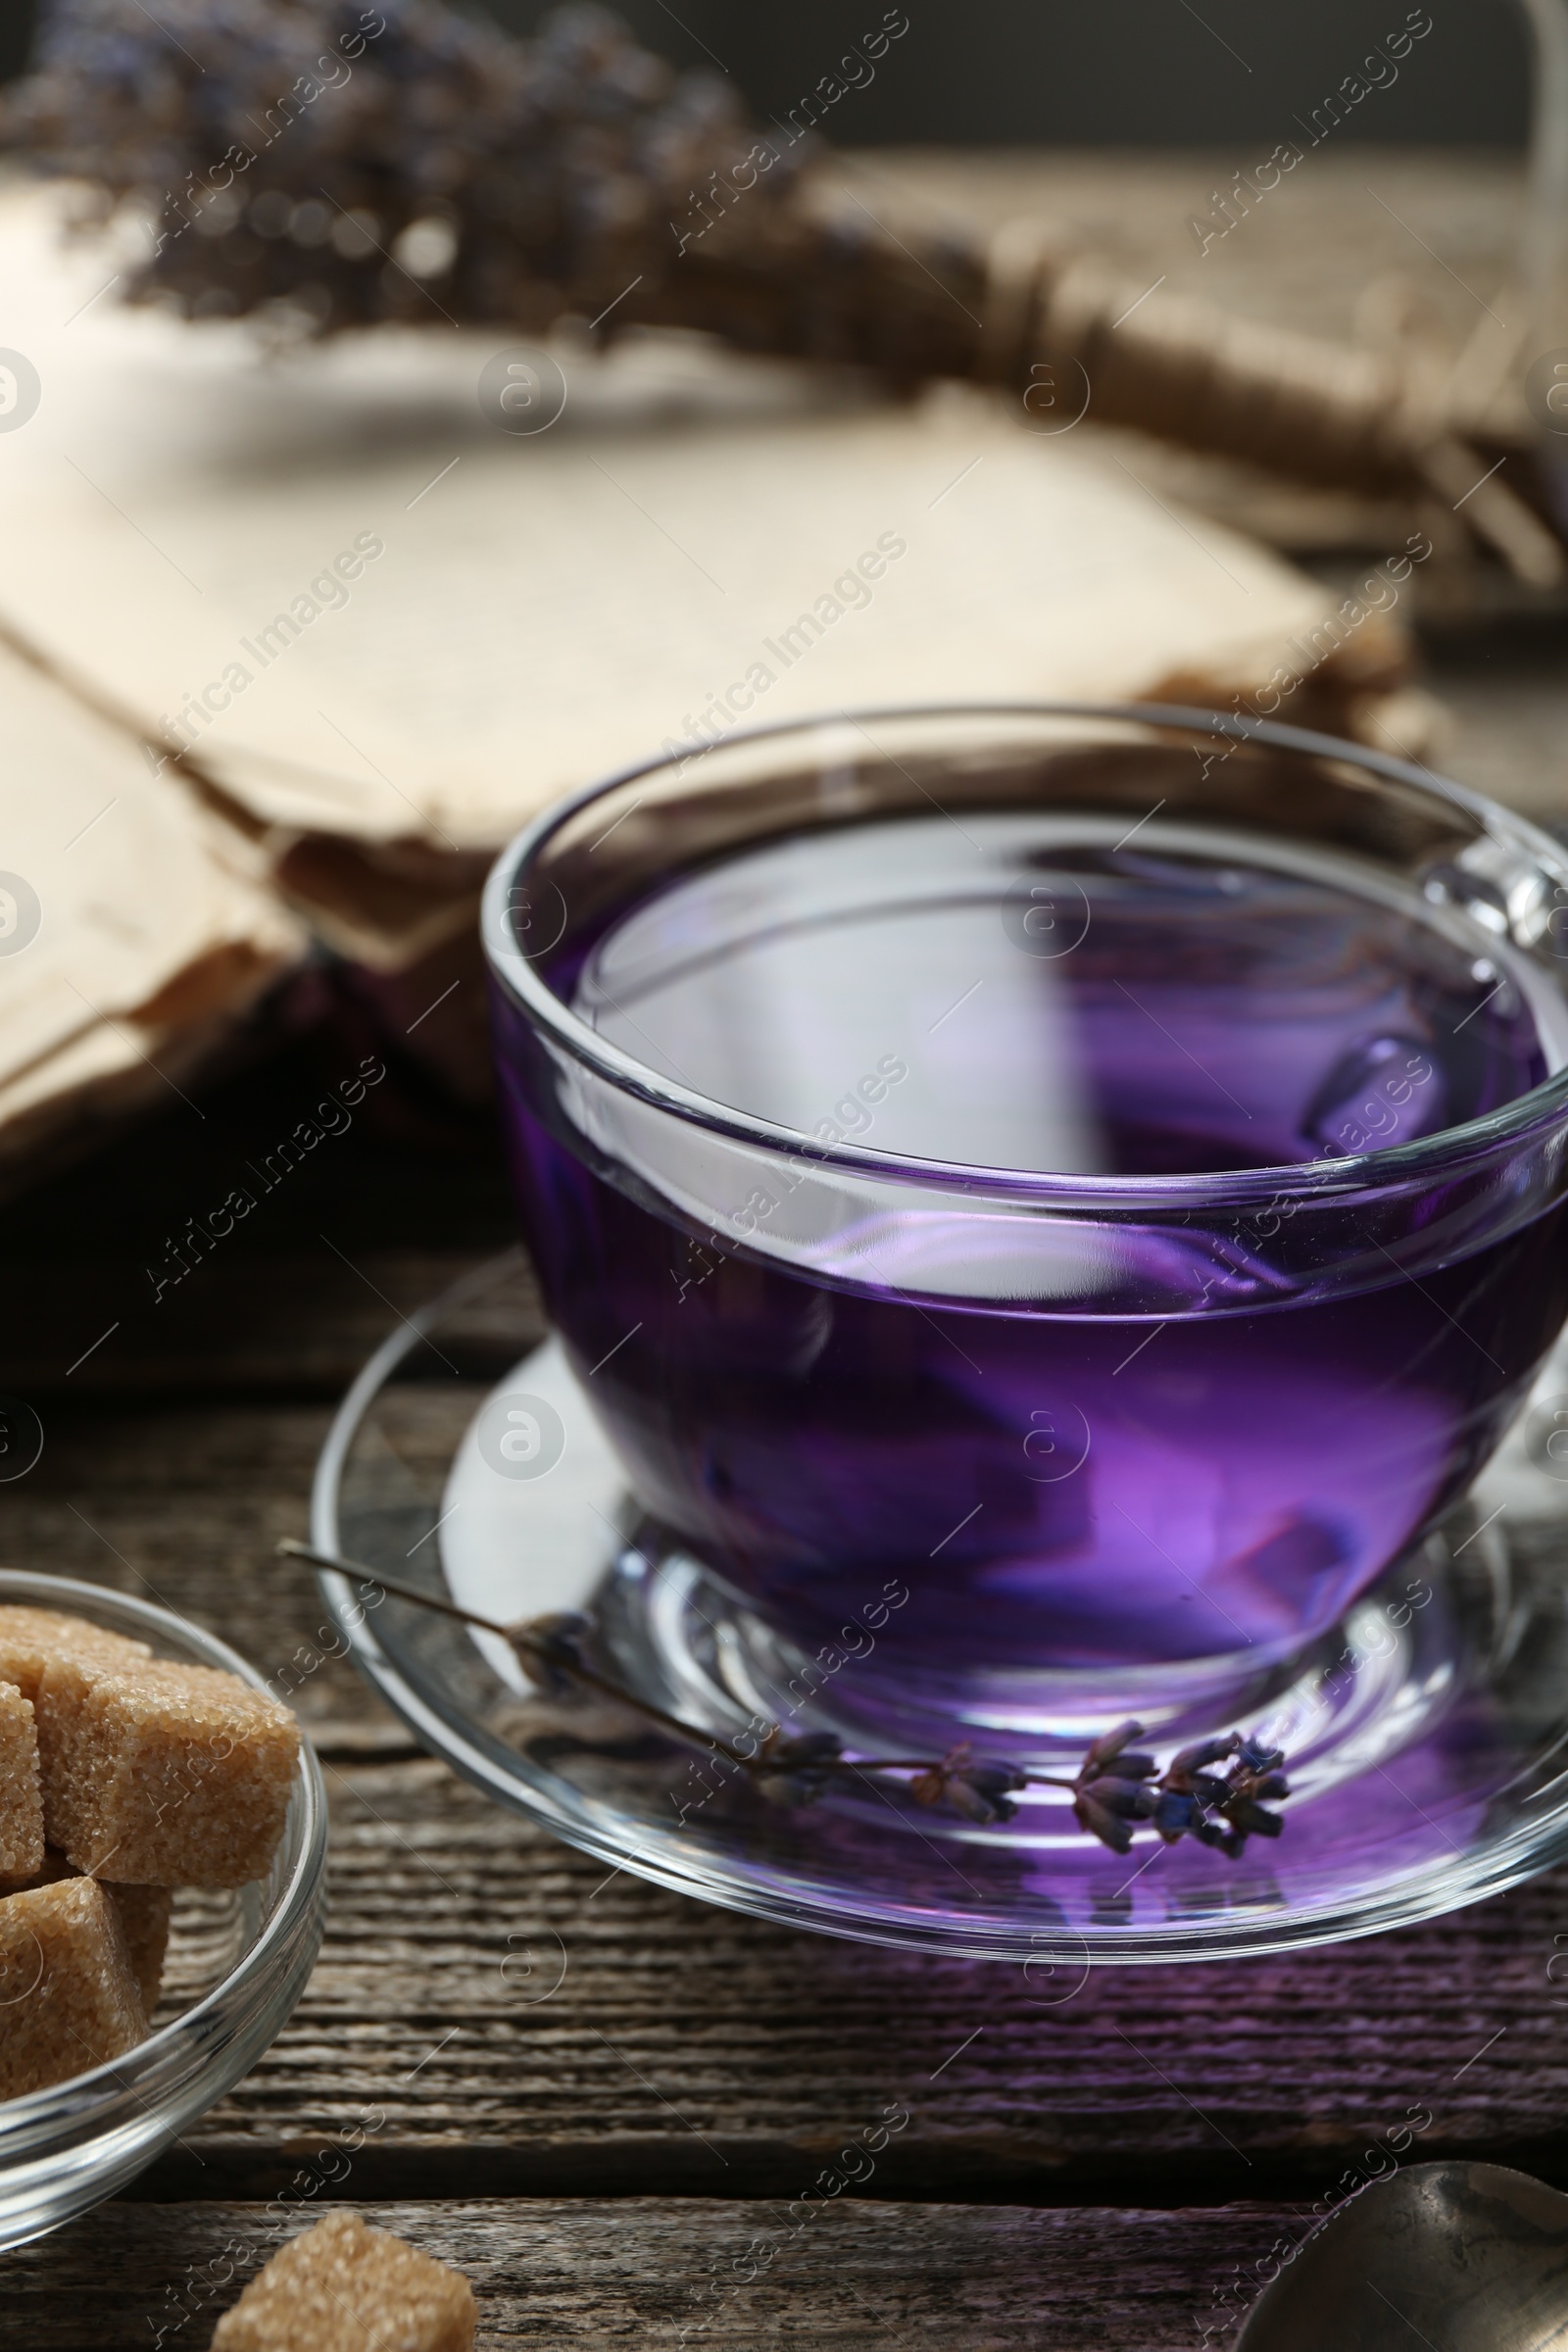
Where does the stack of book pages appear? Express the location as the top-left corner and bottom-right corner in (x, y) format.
(0, 632), (304, 1180)
(0, 175), (1427, 1157)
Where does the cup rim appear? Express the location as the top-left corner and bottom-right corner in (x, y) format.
(481, 699), (1568, 1207)
(0, 1568), (325, 2149)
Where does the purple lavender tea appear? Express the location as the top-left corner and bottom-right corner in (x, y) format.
(495, 813), (1568, 1684)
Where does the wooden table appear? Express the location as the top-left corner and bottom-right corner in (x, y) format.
(3, 148), (1568, 2350)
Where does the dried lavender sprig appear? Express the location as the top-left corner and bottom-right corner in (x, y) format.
(278, 1541), (1288, 1851)
(278, 1537), (763, 1761)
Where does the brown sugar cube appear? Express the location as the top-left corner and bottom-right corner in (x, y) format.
(0, 1605), (150, 1702)
(39, 1659), (299, 1888)
(7, 1616), (154, 1840)
(0, 1845), (74, 1896)
(107, 1882), (173, 2013)
(0, 1849), (172, 2011)
(211, 2210), (477, 2351)
(0, 1876), (147, 2099)
(0, 1680), (43, 1877)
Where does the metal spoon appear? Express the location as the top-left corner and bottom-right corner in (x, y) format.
(1235, 2161), (1568, 2350)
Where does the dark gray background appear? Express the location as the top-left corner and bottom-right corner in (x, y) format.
(0, 0), (1534, 142)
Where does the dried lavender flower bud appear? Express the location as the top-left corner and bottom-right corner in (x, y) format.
(1082, 1720), (1150, 1773)
(760, 1732), (843, 1769)
(1221, 1794), (1286, 1839)
(957, 1759), (1027, 1800)
(1152, 1789), (1203, 1842)
(509, 1610), (591, 1697)
(1082, 1777), (1158, 1820)
(908, 1746), (965, 1809)
(1185, 1772), (1234, 1807)
(943, 1757), (1027, 1826)
(750, 1728), (844, 1807)
(1072, 1790), (1138, 1855)
(755, 1767), (833, 1809)
(1167, 1736), (1241, 1781)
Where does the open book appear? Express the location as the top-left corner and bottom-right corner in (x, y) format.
(0, 175), (1425, 1144)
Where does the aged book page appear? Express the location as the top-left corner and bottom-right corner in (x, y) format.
(0, 632), (304, 1167)
(0, 179), (1411, 869)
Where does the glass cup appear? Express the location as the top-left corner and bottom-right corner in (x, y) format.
(481, 704), (1568, 1745)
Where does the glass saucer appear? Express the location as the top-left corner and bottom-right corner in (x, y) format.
(311, 1252), (1568, 1965)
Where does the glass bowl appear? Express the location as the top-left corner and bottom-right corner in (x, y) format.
(0, 1570), (326, 2249)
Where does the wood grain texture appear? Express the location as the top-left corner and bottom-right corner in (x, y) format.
(1, 2197), (1301, 2349)
(137, 1754), (1562, 2205)
(0, 1367), (1561, 2207)
(0, 1393), (408, 1745)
